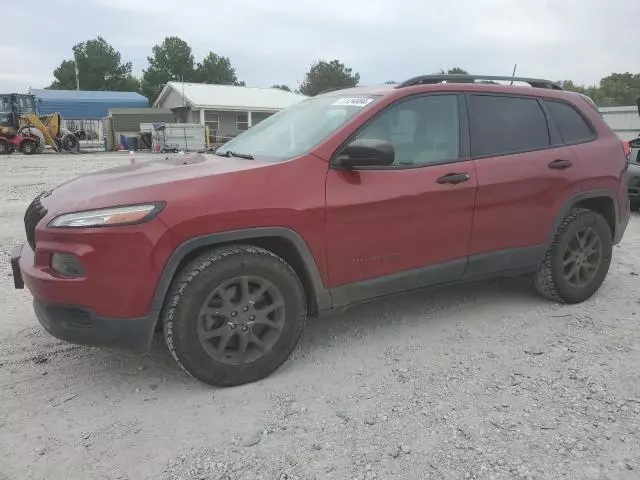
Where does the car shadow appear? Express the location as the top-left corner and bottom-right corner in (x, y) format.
(152, 274), (542, 382)
(2, 274), (545, 391)
(300, 275), (541, 342)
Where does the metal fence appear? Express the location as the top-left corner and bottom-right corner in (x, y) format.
(61, 119), (105, 150)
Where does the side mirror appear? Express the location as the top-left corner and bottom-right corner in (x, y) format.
(334, 139), (394, 168)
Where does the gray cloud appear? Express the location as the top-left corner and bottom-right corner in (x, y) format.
(1, 0), (638, 93)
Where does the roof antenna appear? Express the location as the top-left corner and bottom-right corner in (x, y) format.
(510, 64), (518, 85)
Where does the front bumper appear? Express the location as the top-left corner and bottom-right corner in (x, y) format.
(33, 300), (155, 351)
(11, 243), (157, 351)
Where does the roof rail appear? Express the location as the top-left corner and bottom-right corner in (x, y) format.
(395, 75), (563, 90)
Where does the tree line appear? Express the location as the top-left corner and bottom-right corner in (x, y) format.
(47, 36), (361, 101)
(48, 36), (640, 107)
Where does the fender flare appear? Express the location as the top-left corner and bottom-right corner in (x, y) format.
(547, 189), (620, 246)
(147, 227), (332, 322)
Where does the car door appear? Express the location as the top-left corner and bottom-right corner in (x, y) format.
(324, 93), (478, 306)
(464, 93), (585, 278)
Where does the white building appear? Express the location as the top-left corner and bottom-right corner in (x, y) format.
(153, 82), (307, 143)
(600, 106), (640, 141)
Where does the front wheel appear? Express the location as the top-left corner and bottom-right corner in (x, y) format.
(20, 139), (37, 155)
(535, 208), (612, 304)
(19, 127), (45, 153)
(162, 246), (306, 387)
(60, 133), (79, 152)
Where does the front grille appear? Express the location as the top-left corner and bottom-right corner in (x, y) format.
(24, 194), (48, 249)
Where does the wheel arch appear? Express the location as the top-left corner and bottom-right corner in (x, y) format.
(149, 228), (332, 325)
(549, 190), (619, 246)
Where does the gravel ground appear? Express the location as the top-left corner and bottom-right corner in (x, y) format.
(1, 152), (639, 480)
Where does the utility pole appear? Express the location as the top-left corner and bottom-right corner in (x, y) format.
(74, 51), (80, 91)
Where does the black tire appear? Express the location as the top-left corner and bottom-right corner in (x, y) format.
(0, 140), (9, 155)
(535, 208), (612, 304)
(20, 139), (37, 155)
(60, 133), (79, 152)
(631, 200), (640, 212)
(19, 127), (45, 153)
(162, 245), (306, 387)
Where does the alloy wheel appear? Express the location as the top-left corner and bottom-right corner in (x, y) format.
(197, 275), (285, 365)
(561, 226), (603, 288)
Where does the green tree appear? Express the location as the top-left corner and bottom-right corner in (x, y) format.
(48, 37), (139, 92)
(561, 74), (640, 107)
(299, 60), (360, 96)
(271, 84), (291, 91)
(437, 67), (469, 75)
(195, 52), (240, 85)
(142, 36), (196, 103)
(598, 73), (640, 107)
(560, 79), (586, 93)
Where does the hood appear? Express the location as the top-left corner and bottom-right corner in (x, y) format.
(43, 153), (272, 214)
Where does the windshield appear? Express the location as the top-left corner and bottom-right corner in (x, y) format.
(215, 94), (381, 161)
(0, 94), (36, 114)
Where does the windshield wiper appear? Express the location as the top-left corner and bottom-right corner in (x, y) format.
(218, 150), (254, 160)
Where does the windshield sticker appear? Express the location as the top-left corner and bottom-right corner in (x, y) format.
(332, 97), (375, 107)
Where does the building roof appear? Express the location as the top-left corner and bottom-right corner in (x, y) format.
(31, 89), (148, 102)
(154, 82), (307, 111)
(108, 107), (173, 115)
(31, 89), (149, 120)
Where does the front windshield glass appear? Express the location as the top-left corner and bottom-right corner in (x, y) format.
(215, 94), (381, 161)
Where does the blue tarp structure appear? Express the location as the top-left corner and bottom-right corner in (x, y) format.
(30, 89), (149, 120)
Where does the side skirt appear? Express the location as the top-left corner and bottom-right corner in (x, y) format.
(327, 245), (545, 312)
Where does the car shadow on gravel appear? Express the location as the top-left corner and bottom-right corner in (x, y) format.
(1, 274), (544, 390)
(301, 274), (541, 340)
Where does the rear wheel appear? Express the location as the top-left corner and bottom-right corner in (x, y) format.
(162, 246), (306, 387)
(20, 139), (37, 155)
(631, 200), (640, 212)
(0, 140), (9, 155)
(535, 208), (612, 303)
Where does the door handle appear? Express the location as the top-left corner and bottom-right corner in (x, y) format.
(436, 173), (470, 185)
(548, 159), (573, 170)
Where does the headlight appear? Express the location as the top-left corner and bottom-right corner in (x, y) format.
(49, 203), (164, 228)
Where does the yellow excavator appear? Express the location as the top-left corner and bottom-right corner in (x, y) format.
(0, 94), (79, 153)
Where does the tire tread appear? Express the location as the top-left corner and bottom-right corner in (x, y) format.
(162, 245), (305, 386)
(535, 207), (610, 303)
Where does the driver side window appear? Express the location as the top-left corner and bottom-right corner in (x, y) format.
(355, 95), (460, 166)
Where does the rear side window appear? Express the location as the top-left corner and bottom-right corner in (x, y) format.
(468, 95), (550, 157)
(545, 100), (596, 144)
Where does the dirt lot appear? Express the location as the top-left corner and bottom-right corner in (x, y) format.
(1, 152), (640, 480)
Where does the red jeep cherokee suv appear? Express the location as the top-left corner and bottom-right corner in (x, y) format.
(11, 75), (631, 387)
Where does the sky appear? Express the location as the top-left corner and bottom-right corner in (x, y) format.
(2, 0), (639, 94)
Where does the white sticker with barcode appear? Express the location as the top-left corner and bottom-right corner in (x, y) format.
(331, 97), (375, 107)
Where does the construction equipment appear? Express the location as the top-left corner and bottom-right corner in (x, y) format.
(0, 93), (79, 153)
(0, 133), (38, 155)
